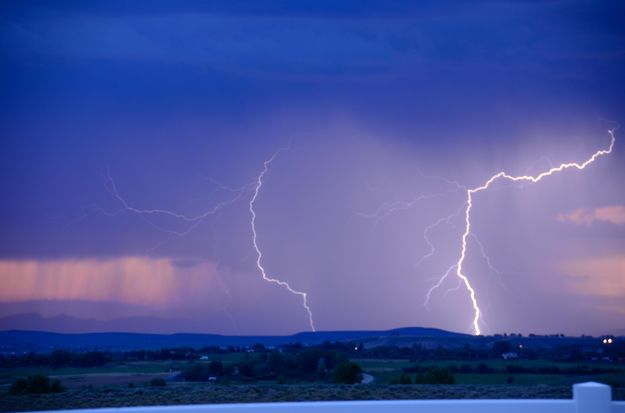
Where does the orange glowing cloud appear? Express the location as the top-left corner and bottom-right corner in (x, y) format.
(556, 205), (625, 226)
(0, 257), (218, 307)
(560, 256), (625, 299)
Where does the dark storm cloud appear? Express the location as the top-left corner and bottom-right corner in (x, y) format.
(0, 0), (624, 335)
(0, 0), (530, 19)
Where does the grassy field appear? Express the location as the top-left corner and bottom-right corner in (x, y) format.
(0, 361), (185, 388)
(2, 357), (624, 412)
(354, 358), (625, 387)
(2, 382), (625, 412)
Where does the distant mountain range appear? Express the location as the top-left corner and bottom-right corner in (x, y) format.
(0, 312), (215, 335)
(0, 313), (621, 353)
(0, 326), (468, 352)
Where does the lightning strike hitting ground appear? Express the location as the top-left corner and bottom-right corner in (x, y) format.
(249, 150), (317, 332)
(433, 129), (616, 336)
(102, 152), (315, 332)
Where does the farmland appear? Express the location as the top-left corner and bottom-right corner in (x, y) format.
(2, 355), (624, 412)
(2, 330), (624, 411)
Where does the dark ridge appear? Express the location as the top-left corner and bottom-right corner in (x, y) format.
(0, 326), (466, 352)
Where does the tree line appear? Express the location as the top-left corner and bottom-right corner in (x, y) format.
(181, 348), (362, 384)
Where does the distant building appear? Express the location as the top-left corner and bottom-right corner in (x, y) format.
(502, 352), (519, 360)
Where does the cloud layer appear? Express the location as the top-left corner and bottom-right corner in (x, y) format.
(560, 256), (625, 298)
(0, 257), (217, 306)
(556, 205), (625, 226)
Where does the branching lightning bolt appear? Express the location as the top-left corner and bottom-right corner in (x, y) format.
(104, 169), (254, 238)
(356, 191), (455, 223)
(96, 171), (256, 326)
(99, 150), (316, 332)
(432, 129), (616, 336)
(422, 231), (502, 307)
(469, 233), (503, 285)
(424, 264), (457, 310)
(357, 172), (465, 223)
(249, 150), (316, 332)
(416, 205), (464, 267)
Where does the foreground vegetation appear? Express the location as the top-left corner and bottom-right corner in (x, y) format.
(2, 382), (624, 412)
(2, 338), (624, 411)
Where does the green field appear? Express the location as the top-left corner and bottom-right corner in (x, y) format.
(0, 354), (253, 386)
(2, 356), (624, 412)
(354, 358), (625, 387)
(1, 382), (625, 412)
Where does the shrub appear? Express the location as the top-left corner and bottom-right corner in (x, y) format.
(50, 379), (64, 393)
(28, 375), (53, 393)
(208, 360), (223, 376)
(414, 367), (455, 384)
(150, 378), (166, 387)
(237, 359), (257, 378)
(399, 374), (412, 384)
(8, 375), (64, 395)
(184, 364), (210, 381)
(9, 378), (28, 395)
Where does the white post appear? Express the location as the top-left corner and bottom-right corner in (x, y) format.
(573, 381), (611, 413)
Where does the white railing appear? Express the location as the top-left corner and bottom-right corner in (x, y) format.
(36, 382), (625, 413)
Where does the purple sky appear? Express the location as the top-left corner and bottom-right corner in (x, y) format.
(1, 1), (624, 336)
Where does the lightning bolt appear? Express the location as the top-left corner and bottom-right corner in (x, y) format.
(357, 170), (465, 223)
(94, 171), (257, 328)
(423, 233), (502, 308)
(104, 169), (254, 238)
(356, 191), (455, 223)
(416, 205), (464, 267)
(424, 264), (457, 310)
(433, 129), (616, 335)
(469, 233), (503, 286)
(100, 151), (315, 332)
(249, 149), (317, 332)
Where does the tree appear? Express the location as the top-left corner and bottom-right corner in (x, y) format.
(237, 359), (257, 378)
(415, 368), (455, 384)
(399, 374), (412, 384)
(208, 360), (223, 377)
(297, 349), (322, 375)
(184, 364), (209, 381)
(9, 375), (64, 395)
(253, 343), (266, 352)
(150, 378), (166, 387)
(74, 350), (110, 367)
(492, 340), (512, 356)
(333, 361), (362, 384)
(50, 349), (72, 369)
